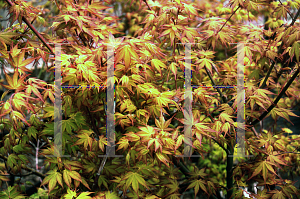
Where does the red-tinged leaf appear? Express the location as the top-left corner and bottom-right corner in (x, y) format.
(5, 73), (13, 88)
(124, 47), (131, 70)
(56, 172), (63, 188)
(249, 161), (263, 181)
(75, 130), (94, 150)
(0, 31), (20, 44)
(195, 131), (202, 145)
(81, 177), (91, 190)
(137, 125), (156, 137)
(31, 86), (45, 102)
(281, 128), (293, 134)
(170, 30), (175, 46)
(268, 155), (287, 166)
(219, 112), (235, 124)
(48, 177), (57, 193)
(69, 170), (82, 182)
(222, 122), (231, 135)
(274, 5), (289, 20)
(269, 190), (286, 199)
(196, 58), (214, 74)
(154, 139), (162, 152)
(290, 42), (300, 63)
(158, 29), (171, 38)
(19, 57), (36, 68)
(147, 139), (155, 149)
(183, 3), (200, 16)
(169, 62), (178, 79)
(151, 59), (166, 76)
(98, 135), (107, 152)
(41, 169), (61, 193)
(13, 111), (30, 126)
(89, 2), (111, 10)
(63, 169), (72, 188)
(156, 152), (170, 167)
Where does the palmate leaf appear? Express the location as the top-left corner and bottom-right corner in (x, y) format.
(12, 111), (30, 126)
(151, 59), (167, 76)
(185, 179), (208, 197)
(289, 41), (300, 63)
(76, 192), (93, 199)
(41, 169), (63, 193)
(115, 44), (140, 71)
(63, 188), (77, 199)
(74, 130), (94, 150)
(0, 31), (20, 44)
(0, 186), (26, 199)
(268, 190), (286, 199)
(195, 58), (214, 74)
(156, 152), (170, 167)
(123, 172), (150, 194)
(248, 160), (278, 185)
(2, 72), (29, 90)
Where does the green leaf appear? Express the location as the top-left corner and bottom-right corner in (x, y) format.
(69, 170), (82, 182)
(0, 32), (20, 44)
(28, 126), (38, 139)
(185, 179), (208, 196)
(290, 41), (300, 63)
(7, 154), (18, 168)
(76, 192), (92, 199)
(124, 172), (149, 194)
(63, 169), (72, 188)
(64, 188), (77, 199)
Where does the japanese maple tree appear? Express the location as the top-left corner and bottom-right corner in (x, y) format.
(0, 0), (300, 199)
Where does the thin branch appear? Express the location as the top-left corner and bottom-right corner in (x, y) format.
(54, 0), (63, 14)
(0, 154), (46, 178)
(85, 106), (101, 137)
(204, 66), (227, 104)
(217, 5), (240, 35)
(0, 172), (33, 177)
(260, 7), (300, 88)
(211, 137), (229, 155)
(143, 0), (157, 17)
(250, 66), (300, 126)
(251, 126), (259, 137)
(278, 0), (293, 19)
(4, 0), (54, 55)
(171, 156), (191, 177)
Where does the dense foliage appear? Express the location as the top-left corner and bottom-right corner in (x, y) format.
(0, 0), (300, 198)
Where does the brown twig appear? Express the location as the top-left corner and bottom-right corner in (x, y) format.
(0, 154), (46, 178)
(4, 0), (54, 55)
(217, 5), (240, 36)
(143, 0), (157, 17)
(250, 66), (300, 126)
(260, 7), (300, 88)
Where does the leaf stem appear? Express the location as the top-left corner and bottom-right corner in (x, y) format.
(4, 0), (54, 55)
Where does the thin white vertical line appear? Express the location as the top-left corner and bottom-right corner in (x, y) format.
(98, 43), (123, 158)
(236, 43), (246, 157)
(54, 44), (62, 157)
(184, 43), (193, 157)
(106, 44), (115, 157)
